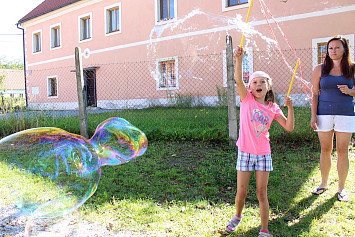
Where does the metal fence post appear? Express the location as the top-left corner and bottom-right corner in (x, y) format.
(75, 47), (89, 138)
(226, 35), (238, 146)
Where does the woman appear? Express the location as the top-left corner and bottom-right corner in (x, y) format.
(310, 35), (355, 202)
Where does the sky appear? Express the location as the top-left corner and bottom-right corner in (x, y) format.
(0, 0), (45, 62)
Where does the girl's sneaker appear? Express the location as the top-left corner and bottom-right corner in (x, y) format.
(258, 231), (273, 237)
(225, 215), (242, 233)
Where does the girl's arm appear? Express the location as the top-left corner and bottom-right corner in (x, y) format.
(234, 46), (247, 101)
(275, 97), (294, 132)
(310, 65), (322, 130)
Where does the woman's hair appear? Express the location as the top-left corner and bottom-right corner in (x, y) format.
(322, 35), (355, 79)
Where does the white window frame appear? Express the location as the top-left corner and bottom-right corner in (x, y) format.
(312, 34), (354, 70)
(32, 30), (42, 54)
(156, 56), (179, 90)
(50, 23), (62, 50)
(222, 0), (250, 12)
(78, 12), (93, 43)
(223, 47), (253, 87)
(104, 3), (122, 36)
(155, 0), (177, 25)
(47, 75), (58, 98)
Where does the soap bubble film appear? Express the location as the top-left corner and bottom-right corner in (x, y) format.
(0, 117), (147, 219)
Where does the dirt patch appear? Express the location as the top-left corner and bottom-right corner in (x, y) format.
(0, 205), (150, 237)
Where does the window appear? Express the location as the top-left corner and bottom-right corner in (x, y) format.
(156, 0), (176, 23)
(157, 57), (178, 90)
(50, 24), (61, 49)
(79, 13), (92, 41)
(317, 42), (327, 64)
(228, 0), (248, 7)
(242, 53), (250, 84)
(222, 0), (250, 12)
(105, 3), (121, 35)
(223, 47), (253, 87)
(32, 30), (42, 53)
(47, 76), (58, 97)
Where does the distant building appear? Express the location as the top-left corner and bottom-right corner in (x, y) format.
(17, 0), (355, 109)
(0, 69), (25, 98)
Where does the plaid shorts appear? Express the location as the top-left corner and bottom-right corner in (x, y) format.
(236, 149), (273, 172)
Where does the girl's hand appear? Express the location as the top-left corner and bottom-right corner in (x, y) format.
(284, 96), (293, 107)
(233, 46), (244, 61)
(337, 85), (349, 95)
(310, 116), (318, 130)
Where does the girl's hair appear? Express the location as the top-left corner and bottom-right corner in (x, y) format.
(265, 88), (275, 103)
(322, 35), (355, 79)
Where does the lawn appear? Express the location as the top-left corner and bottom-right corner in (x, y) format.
(0, 107), (354, 236)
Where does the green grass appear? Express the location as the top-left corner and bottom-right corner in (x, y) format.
(0, 107), (354, 236)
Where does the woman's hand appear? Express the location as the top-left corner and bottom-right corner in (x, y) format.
(310, 116), (318, 130)
(337, 85), (349, 95)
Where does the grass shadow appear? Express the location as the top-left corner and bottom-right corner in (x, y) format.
(232, 194), (337, 237)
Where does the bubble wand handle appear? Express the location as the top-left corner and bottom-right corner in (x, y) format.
(284, 59), (299, 106)
(240, 0), (254, 48)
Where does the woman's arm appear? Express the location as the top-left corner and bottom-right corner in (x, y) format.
(234, 46), (247, 101)
(310, 65), (322, 130)
(275, 97), (294, 132)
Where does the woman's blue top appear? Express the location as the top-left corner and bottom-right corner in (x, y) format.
(317, 73), (354, 116)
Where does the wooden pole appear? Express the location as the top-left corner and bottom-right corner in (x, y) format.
(75, 47), (89, 138)
(226, 35), (238, 146)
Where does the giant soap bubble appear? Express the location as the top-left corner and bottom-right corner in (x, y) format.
(0, 117), (147, 235)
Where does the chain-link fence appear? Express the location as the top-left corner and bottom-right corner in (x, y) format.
(1, 46), (354, 134)
(25, 48), (317, 110)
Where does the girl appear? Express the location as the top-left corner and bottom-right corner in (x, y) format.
(310, 35), (355, 201)
(224, 46), (294, 237)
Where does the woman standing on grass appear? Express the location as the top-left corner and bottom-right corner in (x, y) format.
(224, 46), (294, 237)
(310, 35), (355, 202)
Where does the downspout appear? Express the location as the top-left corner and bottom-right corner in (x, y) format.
(16, 23), (28, 108)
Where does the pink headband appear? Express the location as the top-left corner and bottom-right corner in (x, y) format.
(249, 71), (272, 85)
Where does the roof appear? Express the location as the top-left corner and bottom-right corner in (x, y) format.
(0, 69), (25, 90)
(18, 0), (82, 23)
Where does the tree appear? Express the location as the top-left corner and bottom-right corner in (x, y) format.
(0, 56), (24, 70)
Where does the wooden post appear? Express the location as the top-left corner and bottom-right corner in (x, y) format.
(226, 35), (238, 146)
(75, 47), (89, 138)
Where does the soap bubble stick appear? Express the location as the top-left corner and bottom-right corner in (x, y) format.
(239, 0), (254, 48)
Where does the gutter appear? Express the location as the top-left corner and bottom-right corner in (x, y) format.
(16, 23), (28, 108)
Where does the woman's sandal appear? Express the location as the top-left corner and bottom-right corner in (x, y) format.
(312, 187), (328, 195)
(337, 192), (349, 202)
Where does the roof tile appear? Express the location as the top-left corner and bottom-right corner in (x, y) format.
(18, 0), (82, 23)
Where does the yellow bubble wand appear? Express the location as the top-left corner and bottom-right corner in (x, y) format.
(284, 59), (299, 106)
(240, 0), (254, 48)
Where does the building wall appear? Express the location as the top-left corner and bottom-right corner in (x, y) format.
(20, 0), (355, 109)
(0, 69), (25, 97)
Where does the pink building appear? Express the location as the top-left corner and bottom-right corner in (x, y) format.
(17, 0), (355, 109)
(0, 69), (25, 98)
